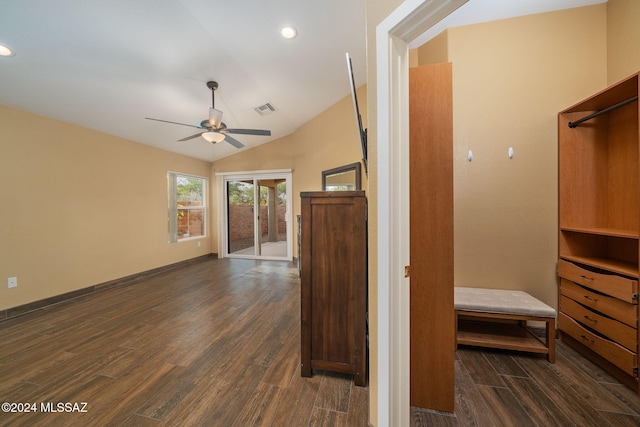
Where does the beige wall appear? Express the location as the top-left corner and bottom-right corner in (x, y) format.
(434, 5), (607, 308)
(416, 30), (448, 66)
(211, 86), (367, 254)
(0, 105), (212, 311)
(608, 0), (640, 83)
(414, 0), (638, 309)
(0, 84), (367, 312)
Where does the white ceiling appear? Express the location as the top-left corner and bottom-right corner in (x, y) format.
(0, 0), (606, 162)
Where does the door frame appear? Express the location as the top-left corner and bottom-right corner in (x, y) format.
(375, 0), (467, 425)
(217, 169), (293, 261)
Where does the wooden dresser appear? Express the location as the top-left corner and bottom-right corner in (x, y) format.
(300, 191), (367, 386)
(557, 72), (639, 393)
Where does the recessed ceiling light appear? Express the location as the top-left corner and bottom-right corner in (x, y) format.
(280, 26), (298, 40)
(0, 43), (14, 57)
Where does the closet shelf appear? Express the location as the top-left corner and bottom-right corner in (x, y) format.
(560, 226), (639, 239)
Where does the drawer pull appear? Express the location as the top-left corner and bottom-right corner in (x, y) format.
(583, 295), (598, 302)
(580, 275), (594, 281)
(583, 315), (598, 324)
(580, 335), (595, 345)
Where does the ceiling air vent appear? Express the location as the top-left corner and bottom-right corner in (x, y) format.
(254, 102), (276, 116)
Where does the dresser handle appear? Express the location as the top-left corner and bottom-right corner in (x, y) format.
(581, 335), (595, 344)
(580, 275), (594, 281)
(583, 295), (598, 302)
(583, 315), (598, 324)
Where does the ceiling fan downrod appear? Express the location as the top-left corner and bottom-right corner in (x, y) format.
(207, 81), (218, 108)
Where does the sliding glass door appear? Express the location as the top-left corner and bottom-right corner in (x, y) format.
(223, 171), (292, 261)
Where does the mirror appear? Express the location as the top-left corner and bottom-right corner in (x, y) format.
(322, 162), (361, 191)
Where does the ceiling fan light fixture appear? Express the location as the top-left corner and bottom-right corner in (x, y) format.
(202, 131), (225, 143)
(280, 26), (298, 39)
(0, 43), (15, 57)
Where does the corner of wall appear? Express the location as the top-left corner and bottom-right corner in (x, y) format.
(415, 30), (449, 66)
(607, 0), (640, 84)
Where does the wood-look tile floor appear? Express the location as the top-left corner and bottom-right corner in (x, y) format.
(0, 258), (368, 426)
(413, 338), (640, 426)
(2, 257), (640, 426)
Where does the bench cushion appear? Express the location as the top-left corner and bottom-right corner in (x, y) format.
(455, 287), (556, 318)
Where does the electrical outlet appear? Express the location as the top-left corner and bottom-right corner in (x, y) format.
(8, 277), (17, 288)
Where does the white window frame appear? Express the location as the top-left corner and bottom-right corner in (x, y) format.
(168, 171), (207, 243)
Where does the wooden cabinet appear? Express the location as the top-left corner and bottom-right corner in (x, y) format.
(300, 191), (367, 386)
(557, 72), (640, 392)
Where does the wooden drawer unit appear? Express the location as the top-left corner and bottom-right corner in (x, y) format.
(558, 259), (638, 303)
(560, 279), (637, 327)
(559, 313), (637, 376)
(560, 295), (637, 351)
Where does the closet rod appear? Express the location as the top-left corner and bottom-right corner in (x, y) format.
(568, 95), (638, 128)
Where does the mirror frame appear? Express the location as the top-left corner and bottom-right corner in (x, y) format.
(322, 162), (361, 191)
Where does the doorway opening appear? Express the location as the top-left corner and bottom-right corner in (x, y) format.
(376, 0), (468, 424)
(221, 170), (292, 261)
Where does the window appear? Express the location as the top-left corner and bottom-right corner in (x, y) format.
(168, 172), (206, 243)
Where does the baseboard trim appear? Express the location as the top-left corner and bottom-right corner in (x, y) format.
(1, 253), (217, 322)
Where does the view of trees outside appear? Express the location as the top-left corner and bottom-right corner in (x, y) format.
(176, 176), (204, 239)
(227, 181), (286, 206)
(227, 180), (287, 253)
(276, 182), (286, 206)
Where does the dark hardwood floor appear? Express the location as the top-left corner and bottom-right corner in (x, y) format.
(0, 258), (367, 426)
(1, 257), (639, 426)
(413, 338), (640, 426)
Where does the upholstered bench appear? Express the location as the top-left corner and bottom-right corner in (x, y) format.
(454, 287), (557, 362)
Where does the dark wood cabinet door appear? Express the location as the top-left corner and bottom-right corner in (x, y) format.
(300, 191), (367, 386)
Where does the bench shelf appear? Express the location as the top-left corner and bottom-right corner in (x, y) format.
(454, 287), (556, 362)
(457, 316), (550, 356)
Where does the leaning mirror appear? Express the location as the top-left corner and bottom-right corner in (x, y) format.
(322, 162), (361, 191)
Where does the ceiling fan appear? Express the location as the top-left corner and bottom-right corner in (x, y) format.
(145, 81), (271, 149)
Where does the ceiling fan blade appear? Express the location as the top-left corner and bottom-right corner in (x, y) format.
(224, 128), (271, 136)
(178, 132), (205, 142)
(223, 134), (245, 149)
(145, 117), (203, 129)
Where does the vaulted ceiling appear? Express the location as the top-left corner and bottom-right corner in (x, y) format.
(0, 0), (605, 161)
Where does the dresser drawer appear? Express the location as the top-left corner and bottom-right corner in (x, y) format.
(558, 260), (638, 304)
(560, 295), (637, 351)
(559, 313), (637, 376)
(560, 279), (637, 328)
